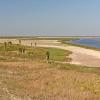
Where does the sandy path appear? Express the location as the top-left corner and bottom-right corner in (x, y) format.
(0, 39), (100, 67)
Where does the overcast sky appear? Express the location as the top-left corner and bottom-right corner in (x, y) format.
(0, 0), (100, 36)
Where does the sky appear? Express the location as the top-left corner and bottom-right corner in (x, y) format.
(0, 0), (100, 36)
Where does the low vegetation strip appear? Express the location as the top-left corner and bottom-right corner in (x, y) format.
(52, 62), (100, 75)
(0, 43), (72, 62)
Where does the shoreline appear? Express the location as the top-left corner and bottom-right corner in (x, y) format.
(0, 38), (100, 67)
(60, 39), (100, 51)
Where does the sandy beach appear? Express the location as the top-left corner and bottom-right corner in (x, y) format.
(38, 44), (100, 67)
(0, 39), (100, 67)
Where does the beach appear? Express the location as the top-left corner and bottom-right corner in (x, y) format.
(0, 38), (100, 67)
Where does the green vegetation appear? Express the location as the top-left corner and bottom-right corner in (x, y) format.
(25, 47), (71, 61)
(0, 41), (100, 75)
(0, 39), (100, 100)
(51, 62), (100, 75)
(0, 43), (71, 62)
(0, 43), (23, 51)
(45, 47), (72, 61)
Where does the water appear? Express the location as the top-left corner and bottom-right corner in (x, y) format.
(70, 38), (100, 48)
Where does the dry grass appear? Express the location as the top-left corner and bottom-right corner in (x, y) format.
(0, 61), (100, 100)
(0, 43), (99, 100)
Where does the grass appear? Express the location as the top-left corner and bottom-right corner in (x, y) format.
(0, 61), (100, 100)
(0, 39), (100, 75)
(0, 40), (100, 99)
(0, 42), (99, 75)
(51, 62), (100, 75)
(40, 47), (72, 61)
(0, 43), (72, 62)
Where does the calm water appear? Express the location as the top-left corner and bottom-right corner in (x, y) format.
(70, 38), (100, 48)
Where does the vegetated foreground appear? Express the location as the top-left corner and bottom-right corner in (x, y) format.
(0, 61), (100, 100)
(0, 43), (100, 100)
